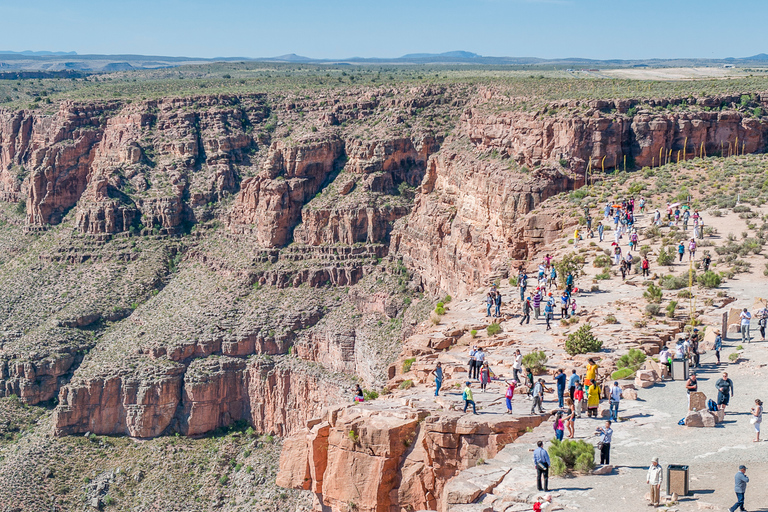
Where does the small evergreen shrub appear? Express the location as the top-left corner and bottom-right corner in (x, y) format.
(523, 351), (548, 374)
(697, 270), (722, 288)
(487, 323), (502, 336)
(548, 439), (595, 475)
(643, 283), (663, 303)
(565, 324), (602, 355)
(616, 348), (646, 371)
(657, 247), (675, 266)
(402, 358), (416, 373)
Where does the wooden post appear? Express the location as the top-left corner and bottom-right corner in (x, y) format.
(683, 137), (688, 161)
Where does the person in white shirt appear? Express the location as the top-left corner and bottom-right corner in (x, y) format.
(740, 308), (752, 344)
(512, 349), (523, 383)
(609, 382), (622, 421)
(646, 457), (663, 506)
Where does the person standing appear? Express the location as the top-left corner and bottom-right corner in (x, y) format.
(555, 369), (567, 408)
(646, 457), (663, 507)
(565, 400), (576, 438)
(678, 241), (685, 262)
(568, 370), (580, 402)
(740, 308), (752, 343)
(596, 420), (613, 465)
(512, 349), (523, 383)
(494, 291), (502, 318)
(553, 412), (564, 441)
(598, 222), (604, 242)
(751, 399), (763, 443)
(729, 465), (749, 512)
(520, 296), (531, 325)
(533, 289), (542, 320)
(609, 381), (622, 422)
(702, 251), (711, 271)
(549, 267), (557, 291)
(431, 362), (443, 397)
(641, 256), (650, 279)
(688, 238), (696, 260)
(474, 347), (486, 380)
(479, 361), (491, 392)
(586, 358), (599, 383)
(504, 380), (516, 414)
(587, 381), (600, 418)
(714, 330), (722, 365)
(565, 272), (574, 296)
(462, 381), (477, 415)
(573, 383), (584, 418)
(519, 272), (528, 301)
(486, 293), (494, 318)
(533, 440), (550, 492)
(758, 306), (768, 341)
(716, 372), (734, 412)
(544, 300), (553, 331)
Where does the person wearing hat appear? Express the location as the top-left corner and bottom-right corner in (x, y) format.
(729, 465), (749, 512)
(714, 330), (722, 365)
(646, 457), (663, 507)
(462, 381), (477, 415)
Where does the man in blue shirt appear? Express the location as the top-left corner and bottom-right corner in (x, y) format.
(533, 440), (550, 492)
(730, 465), (749, 512)
(568, 370), (580, 402)
(555, 369), (567, 408)
(596, 420), (613, 465)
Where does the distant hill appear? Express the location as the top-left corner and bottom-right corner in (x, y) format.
(745, 53), (768, 61)
(401, 51), (481, 59)
(0, 50), (77, 56)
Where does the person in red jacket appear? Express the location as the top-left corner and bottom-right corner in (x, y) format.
(641, 256), (650, 279)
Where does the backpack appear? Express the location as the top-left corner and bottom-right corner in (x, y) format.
(707, 399), (717, 412)
(462, 389), (468, 400)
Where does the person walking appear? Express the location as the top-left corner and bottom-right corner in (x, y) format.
(641, 256), (650, 279)
(688, 238), (696, 260)
(549, 267), (557, 291)
(598, 222), (604, 242)
(544, 300), (553, 331)
(513, 349), (523, 383)
(532, 290), (542, 320)
(468, 346), (478, 380)
(555, 369), (567, 408)
(759, 306), (768, 341)
(678, 241), (685, 262)
(565, 272), (574, 296)
(586, 358), (599, 384)
(646, 457), (663, 507)
(702, 251), (711, 271)
(431, 362), (443, 397)
(531, 379), (547, 414)
(729, 465), (749, 512)
(519, 272), (528, 301)
(716, 372), (734, 412)
(609, 381), (622, 421)
(751, 399), (763, 442)
(479, 361), (491, 392)
(533, 440), (550, 492)
(520, 296), (531, 325)
(462, 381), (478, 415)
(553, 412), (564, 441)
(494, 291), (502, 318)
(596, 420), (613, 465)
(486, 292), (494, 318)
(740, 308), (752, 343)
(560, 292), (569, 319)
(714, 330), (722, 365)
(474, 347), (486, 380)
(504, 380), (516, 414)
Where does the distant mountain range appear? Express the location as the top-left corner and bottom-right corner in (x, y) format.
(1, 50), (767, 73)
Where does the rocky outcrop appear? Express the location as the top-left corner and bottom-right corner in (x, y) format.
(391, 153), (578, 296)
(464, 96), (768, 171)
(53, 355), (348, 438)
(277, 403), (546, 512)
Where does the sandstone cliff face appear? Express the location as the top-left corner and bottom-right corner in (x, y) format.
(277, 404), (546, 512)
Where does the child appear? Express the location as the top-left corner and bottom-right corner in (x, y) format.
(480, 362), (491, 392)
(574, 385), (584, 417)
(462, 381), (477, 414)
(570, 297), (577, 317)
(553, 412), (564, 441)
(505, 380), (516, 414)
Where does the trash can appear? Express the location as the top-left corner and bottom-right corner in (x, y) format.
(671, 359), (689, 381)
(667, 465), (689, 496)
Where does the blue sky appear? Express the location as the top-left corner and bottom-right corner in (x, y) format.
(0, 0), (765, 60)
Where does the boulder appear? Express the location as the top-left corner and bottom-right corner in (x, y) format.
(636, 369), (658, 382)
(700, 411), (717, 428)
(688, 391), (708, 411)
(621, 388), (638, 400)
(684, 411), (704, 427)
(592, 464), (614, 475)
(634, 378), (654, 389)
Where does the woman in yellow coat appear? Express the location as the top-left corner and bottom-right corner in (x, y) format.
(587, 381), (600, 418)
(586, 358), (599, 383)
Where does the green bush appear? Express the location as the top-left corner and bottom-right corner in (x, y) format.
(616, 348), (646, 371)
(661, 273), (690, 290)
(697, 270), (722, 288)
(665, 300), (678, 318)
(604, 314), (618, 324)
(555, 253), (586, 288)
(645, 303), (660, 316)
(595, 270), (611, 280)
(523, 351), (548, 374)
(548, 439), (595, 475)
(402, 358), (416, 373)
(729, 352), (740, 362)
(678, 289), (692, 299)
(443, 295), (452, 303)
(470, 329), (477, 338)
(611, 367), (634, 380)
(643, 283), (663, 303)
(575, 452), (595, 473)
(593, 254), (611, 268)
(363, 389), (379, 401)
(435, 306), (446, 316)
(565, 324), (603, 355)
(550, 455), (567, 477)
(657, 247), (675, 266)
(399, 379), (414, 390)
(509, 276), (518, 287)
(487, 323), (502, 336)
(639, 245), (652, 257)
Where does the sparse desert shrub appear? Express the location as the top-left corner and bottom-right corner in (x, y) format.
(639, 245), (652, 258)
(643, 283), (663, 303)
(548, 439), (595, 475)
(697, 270), (722, 288)
(604, 314), (617, 324)
(470, 329), (478, 338)
(402, 358), (416, 373)
(363, 389), (379, 401)
(429, 311), (440, 325)
(611, 367), (634, 380)
(616, 348), (646, 372)
(678, 289), (692, 299)
(666, 300), (678, 318)
(729, 352), (740, 362)
(523, 351), (548, 374)
(487, 323), (502, 336)
(565, 324), (602, 355)
(399, 379), (414, 390)
(661, 274), (690, 290)
(657, 247), (675, 266)
(593, 254), (610, 268)
(595, 269), (611, 280)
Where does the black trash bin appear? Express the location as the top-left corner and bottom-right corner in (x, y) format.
(667, 464), (689, 496)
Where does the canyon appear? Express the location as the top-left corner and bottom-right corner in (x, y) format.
(0, 83), (767, 510)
